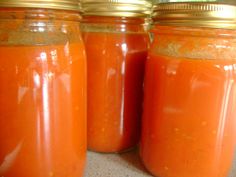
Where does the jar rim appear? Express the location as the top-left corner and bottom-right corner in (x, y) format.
(153, 2), (236, 30)
(0, 0), (81, 11)
(81, 0), (152, 17)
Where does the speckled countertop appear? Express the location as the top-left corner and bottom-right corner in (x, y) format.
(84, 149), (236, 177)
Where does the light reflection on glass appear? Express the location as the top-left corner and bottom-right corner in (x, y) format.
(214, 65), (235, 173)
(40, 51), (51, 167)
(33, 71), (41, 88)
(120, 24), (126, 32)
(119, 42), (128, 135)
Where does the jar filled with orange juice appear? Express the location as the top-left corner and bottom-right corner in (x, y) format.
(81, 0), (151, 153)
(0, 1), (87, 177)
(140, 2), (236, 177)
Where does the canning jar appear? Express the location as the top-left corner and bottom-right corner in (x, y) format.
(81, 0), (151, 153)
(0, 1), (87, 177)
(140, 2), (236, 177)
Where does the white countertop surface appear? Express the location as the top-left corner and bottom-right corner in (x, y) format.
(85, 149), (236, 177)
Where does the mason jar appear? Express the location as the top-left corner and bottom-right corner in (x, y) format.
(140, 2), (236, 177)
(0, 1), (87, 177)
(81, 0), (151, 153)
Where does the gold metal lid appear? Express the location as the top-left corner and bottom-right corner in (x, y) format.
(153, 2), (236, 29)
(81, 0), (152, 17)
(156, 0), (218, 2)
(0, 0), (81, 11)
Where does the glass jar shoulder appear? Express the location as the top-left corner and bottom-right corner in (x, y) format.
(0, 8), (83, 46)
(150, 25), (236, 60)
(81, 16), (149, 34)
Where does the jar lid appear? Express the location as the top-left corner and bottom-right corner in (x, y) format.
(153, 2), (236, 29)
(0, 0), (81, 11)
(156, 0), (218, 2)
(81, 0), (152, 17)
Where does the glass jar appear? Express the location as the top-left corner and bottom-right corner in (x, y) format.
(140, 2), (236, 177)
(0, 1), (87, 177)
(81, 0), (151, 153)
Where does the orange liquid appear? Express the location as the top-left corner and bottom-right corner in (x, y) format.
(141, 54), (236, 177)
(83, 32), (149, 152)
(0, 43), (87, 177)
